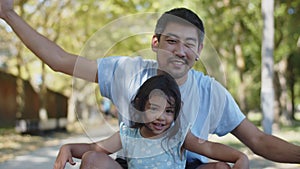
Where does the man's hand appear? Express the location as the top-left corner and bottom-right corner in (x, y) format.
(0, 0), (14, 20)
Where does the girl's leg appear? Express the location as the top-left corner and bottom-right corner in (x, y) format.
(80, 151), (123, 169)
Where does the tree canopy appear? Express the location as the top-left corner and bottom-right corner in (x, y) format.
(0, 0), (299, 125)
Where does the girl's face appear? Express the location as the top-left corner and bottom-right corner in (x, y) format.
(141, 92), (175, 138)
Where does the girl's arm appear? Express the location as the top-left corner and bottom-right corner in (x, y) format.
(183, 131), (249, 169)
(54, 132), (122, 169)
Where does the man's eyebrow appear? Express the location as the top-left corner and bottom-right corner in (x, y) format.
(165, 33), (179, 38)
(186, 37), (197, 43)
(165, 33), (197, 43)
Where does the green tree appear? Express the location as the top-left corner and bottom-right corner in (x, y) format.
(192, 0), (262, 114)
(273, 0), (300, 124)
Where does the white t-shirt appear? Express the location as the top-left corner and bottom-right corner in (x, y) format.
(97, 56), (245, 163)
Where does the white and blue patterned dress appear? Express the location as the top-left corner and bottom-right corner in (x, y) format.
(118, 122), (190, 169)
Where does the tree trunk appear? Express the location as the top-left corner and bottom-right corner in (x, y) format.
(261, 0), (275, 134)
(277, 59), (293, 125)
(16, 44), (25, 120)
(287, 52), (298, 120)
(15, 1), (27, 120)
(39, 63), (48, 121)
(273, 69), (281, 125)
(234, 25), (248, 114)
(235, 43), (248, 113)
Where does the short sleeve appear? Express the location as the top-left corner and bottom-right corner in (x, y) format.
(211, 80), (245, 136)
(97, 56), (157, 123)
(97, 56), (122, 99)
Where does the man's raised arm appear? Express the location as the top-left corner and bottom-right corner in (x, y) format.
(0, 0), (98, 82)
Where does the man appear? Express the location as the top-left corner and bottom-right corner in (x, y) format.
(1, 1), (299, 169)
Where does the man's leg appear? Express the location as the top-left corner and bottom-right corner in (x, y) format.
(80, 151), (123, 169)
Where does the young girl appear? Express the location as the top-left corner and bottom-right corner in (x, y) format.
(54, 74), (249, 169)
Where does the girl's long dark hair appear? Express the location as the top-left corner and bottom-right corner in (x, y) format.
(129, 72), (181, 127)
(129, 71), (183, 161)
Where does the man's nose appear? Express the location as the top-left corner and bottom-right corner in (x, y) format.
(174, 42), (186, 58)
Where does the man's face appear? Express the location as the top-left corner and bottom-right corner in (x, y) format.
(152, 22), (203, 85)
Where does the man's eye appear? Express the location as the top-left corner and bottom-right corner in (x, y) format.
(150, 107), (158, 111)
(149, 107), (159, 113)
(186, 43), (196, 48)
(167, 39), (177, 44)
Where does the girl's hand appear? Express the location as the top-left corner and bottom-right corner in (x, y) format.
(232, 154), (249, 169)
(53, 145), (76, 169)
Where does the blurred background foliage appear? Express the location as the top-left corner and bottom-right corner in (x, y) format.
(0, 0), (299, 126)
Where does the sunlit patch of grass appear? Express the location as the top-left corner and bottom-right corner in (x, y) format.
(0, 130), (44, 163)
(295, 112), (300, 120)
(0, 127), (70, 163)
(247, 111), (262, 126)
(280, 121), (300, 132)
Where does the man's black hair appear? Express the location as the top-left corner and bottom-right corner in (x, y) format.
(155, 8), (205, 43)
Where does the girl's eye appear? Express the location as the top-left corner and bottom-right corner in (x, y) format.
(166, 109), (175, 114)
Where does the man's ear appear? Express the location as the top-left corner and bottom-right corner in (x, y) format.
(197, 43), (204, 54)
(151, 35), (159, 52)
(195, 43), (204, 61)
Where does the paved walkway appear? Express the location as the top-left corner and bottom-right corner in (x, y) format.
(1, 121), (299, 169)
(0, 121), (118, 169)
